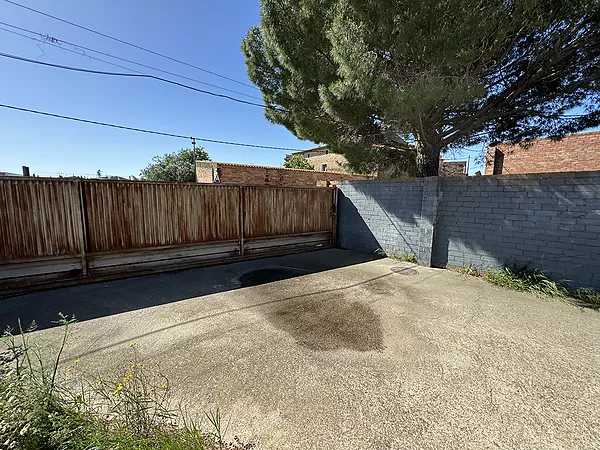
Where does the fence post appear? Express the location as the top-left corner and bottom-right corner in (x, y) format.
(77, 181), (89, 276)
(239, 186), (245, 256)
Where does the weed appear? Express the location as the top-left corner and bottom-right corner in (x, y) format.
(456, 264), (479, 276)
(376, 248), (417, 264)
(0, 318), (253, 450)
(484, 266), (568, 297)
(481, 266), (600, 309)
(375, 248), (387, 258)
(399, 251), (418, 264)
(571, 288), (600, 308)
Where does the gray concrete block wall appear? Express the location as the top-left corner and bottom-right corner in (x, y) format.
(435, 172), (600, 289)
(337, 180), (428, 261)
(338, 171), (600, 289)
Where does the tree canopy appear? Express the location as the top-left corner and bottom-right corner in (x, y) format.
(140, 148), (210, 182)
(283, 154), (315, 170)
(242, 0), (600, 176)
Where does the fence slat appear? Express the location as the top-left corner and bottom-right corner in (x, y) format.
(82, 181), (241, 252)
(243, 186), (334, 238)
(0, 178), (83, 260)
(1, 179), (334, 263)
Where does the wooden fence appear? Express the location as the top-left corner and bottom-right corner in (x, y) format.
(0, 178), (336, 296)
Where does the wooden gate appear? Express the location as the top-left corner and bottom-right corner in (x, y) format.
(0, 178), (337, 296)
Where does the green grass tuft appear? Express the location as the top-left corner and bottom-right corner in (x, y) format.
(376, 248), (417, 264)
(484, 266), (568, 297)
(456, 264), (479, 276)
(482, 266), (600, 309)
(0, 317), (253, 450)
(571, 287), (600, 307)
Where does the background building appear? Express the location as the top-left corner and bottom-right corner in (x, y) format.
(486, 131), (600, 175)
(286, 146), (468, 177)
(197, 161), (369, 186)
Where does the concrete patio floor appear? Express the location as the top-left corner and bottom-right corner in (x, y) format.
(1, 249), (599, 449)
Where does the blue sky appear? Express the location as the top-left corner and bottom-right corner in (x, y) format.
(0, 0), (483, 177)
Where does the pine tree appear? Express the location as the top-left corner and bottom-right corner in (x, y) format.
(243, 0), (600, 176)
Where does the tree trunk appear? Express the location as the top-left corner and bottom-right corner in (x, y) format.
(414, 131), (441, 177)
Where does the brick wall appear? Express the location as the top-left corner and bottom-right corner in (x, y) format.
(197, 161), (368, 186)
(338, 171), (600, 289)
(485, 131), (600, 175)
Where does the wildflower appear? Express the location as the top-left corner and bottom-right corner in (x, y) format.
(129, 342), (136, 348)
(123, 374), (133, 382)
(19, 423), (30, 436)
(74, 359), (80, 364)
(66, 368), (72, 373)
(97, 380), (103, 386)
(113, 384), (123, 395)
(160, 383), (167, 389)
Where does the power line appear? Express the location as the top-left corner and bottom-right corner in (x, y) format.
(0, 21), (263, 101)
(0, 26), (154, 74)
(2, 0), (258, 90)
(0, 103), (301, 152)
(0, 51), (276, 110)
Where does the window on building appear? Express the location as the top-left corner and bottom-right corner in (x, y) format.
(321, 163), (328, 171)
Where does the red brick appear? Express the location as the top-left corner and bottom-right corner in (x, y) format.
(485, 131), (600, 175)
(196, 162), (369, 186)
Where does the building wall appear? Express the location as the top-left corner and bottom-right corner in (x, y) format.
(439, 160), (467, 176)
(337, 171), (600, 289)
(197, 161), (368, 186)
(485, 131), (600, 175)
(306, 153), (348, 172)
(196, 163), (215, 183)
(284, 147), (328, 162)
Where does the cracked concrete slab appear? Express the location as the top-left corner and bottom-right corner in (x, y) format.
(2, 249), (599, 449)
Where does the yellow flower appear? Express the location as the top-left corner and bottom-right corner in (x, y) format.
(97, 380), (103, 386)
(123, 374), (133, 383)
(65, 368), (72, 373)
(160, 383), (167, 389)
(113, 384), (123, 395)
(74, 359), (80, 364)
(129, 342), (136, 348)
(130, 364), (136, 370)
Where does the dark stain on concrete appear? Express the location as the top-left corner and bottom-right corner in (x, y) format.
(391, 267), (419, 276)
(241, 268), (385, 352)
(266, 293), (384, 352)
